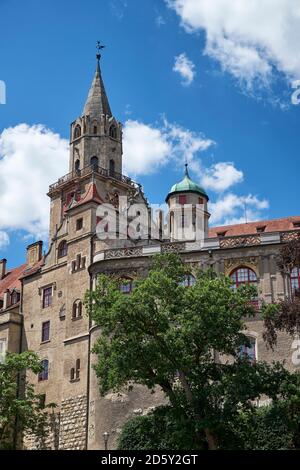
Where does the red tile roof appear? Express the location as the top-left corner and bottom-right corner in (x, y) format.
(67, 183), (103, 211)
(0, 263), (26, 298)
(209, 216), (300, 238)
(0, 259), (44, 298)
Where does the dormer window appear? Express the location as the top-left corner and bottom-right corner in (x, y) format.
(293, 222), (300, 228)
(256, 226), (266, 233)
(11, 290), (20, 305)
(217, 231), (227, 238)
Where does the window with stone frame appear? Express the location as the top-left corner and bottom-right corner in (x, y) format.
(0, 339), (6, 364)
(42, 287), (52, 309)
(58, 240), (68, 258)
(119, 278), (134, 294)
(38, 359), (49, 382)
(291, 267), (300, 292)
(72, 254), (86, 273)
(76, 218), (83, 231)
(109, 124), (117, 139)
(74, 125), (81, 139)
(230, 267), (259, 309)
(72, 300), (83, 320)
(238, 337), (257, 363)
(41, 321), (50, 343)
(70, 359), (81, 381)
(179, 274), (196, 287)
(11, 290), (20, 305)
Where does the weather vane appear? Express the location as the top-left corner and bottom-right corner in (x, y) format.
(96, 41), (105, 61)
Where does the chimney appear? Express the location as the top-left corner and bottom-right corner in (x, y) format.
(0, 259), (7, 280)
(26, 241), (43, 266)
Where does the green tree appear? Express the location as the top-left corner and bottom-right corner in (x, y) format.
(0, 351), (54, 449)
(263, 239), (300, 347)
(86, 254), (299, 450)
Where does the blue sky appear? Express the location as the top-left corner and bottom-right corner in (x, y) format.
(0, 0), (299, 268)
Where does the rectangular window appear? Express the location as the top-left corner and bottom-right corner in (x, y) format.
(38, 360), (49, 382)
(42, 287), (52, 309)
(239, 338), (256, 362)
(41, 321), (50, 342)
(179, 195), (187, 205)
(76, 218), (83, 231)
(0, 339), (6, 364)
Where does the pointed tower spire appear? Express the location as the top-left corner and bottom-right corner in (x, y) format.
(83, 42), (112, 118)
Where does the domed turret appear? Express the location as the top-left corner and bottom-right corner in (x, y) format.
(166, 164), (208, 203)
(166, 164), (210, 242)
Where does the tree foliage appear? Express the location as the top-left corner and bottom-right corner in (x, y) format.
(0, 351), (54, 449)
(263, 239), (300, 348)
(86, 254), (299, 450)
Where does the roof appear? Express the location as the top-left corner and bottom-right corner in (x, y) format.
(0, 263), (26, 298)
(209, 216), (300, 238)
(0, 259), (44, 299)
(166, 165), (208, 202)
(66, 182), (103, 212)
(83, 59), (112, 118)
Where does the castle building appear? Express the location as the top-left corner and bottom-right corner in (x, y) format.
(0, 53), (300, 450)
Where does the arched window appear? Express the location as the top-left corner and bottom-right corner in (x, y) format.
(119, 279), (134, 294)
(291, 267), (300, 292)
(58, 240), (68, 258)
(230, 267), (258, 289)
(239, 337), (256, 363)
(90, 156), (98, 170)
(72, 300), (83, 319)
(230, 267), (259, 309)
(179, 274), (196, 287)
(109, 124), (117, 139)
(109, 159), (115, 176)
(38, 359), (49, 382)
(93, 125), (97, 135)
(74, 125), (81, 139)
(75, 159), (80, 173)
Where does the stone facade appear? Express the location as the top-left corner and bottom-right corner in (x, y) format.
(0, 55), (300, 450)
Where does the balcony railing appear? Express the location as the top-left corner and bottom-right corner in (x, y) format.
(49, 164), (137, 193)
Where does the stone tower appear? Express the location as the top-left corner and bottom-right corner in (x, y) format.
(166, 164), (210, 242)
(69, 55), (123, 176)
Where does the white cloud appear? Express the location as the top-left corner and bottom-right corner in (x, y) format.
(166, 0), (300, 90)
(173, 53), (196, 86)
(0, 124), (69, 244)
(201, 162), (243, 192)
(123, 120), (171, 175)
(123, 117), (214, 177)
(0, 231), (9, 250)
(209, 193), (269, 226)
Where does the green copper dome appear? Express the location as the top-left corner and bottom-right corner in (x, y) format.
(166, 164), (209, 202)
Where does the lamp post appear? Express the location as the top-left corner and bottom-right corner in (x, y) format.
(103, 431), (110, 451)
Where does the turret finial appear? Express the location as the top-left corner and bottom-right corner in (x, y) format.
(184, 162), (189, 177)
(96, 41), (105, 62)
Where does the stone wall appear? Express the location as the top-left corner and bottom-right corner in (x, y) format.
(24, 395), (87, 450)
(59, 394), (87, 450)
